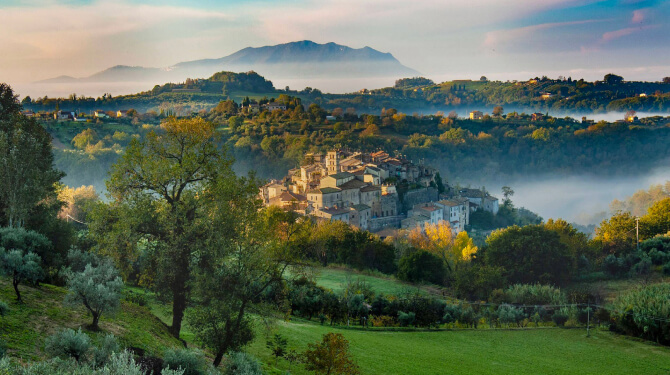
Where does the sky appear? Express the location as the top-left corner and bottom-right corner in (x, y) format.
(1, 0), (669, 93)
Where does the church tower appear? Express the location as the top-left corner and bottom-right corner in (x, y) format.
(326, 150), (340, 175)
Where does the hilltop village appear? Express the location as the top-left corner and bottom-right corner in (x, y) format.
(260, 150), (499, 234)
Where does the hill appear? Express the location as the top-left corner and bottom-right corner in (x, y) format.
(38, 41), (418, 84)
(0, 279), (182, 361)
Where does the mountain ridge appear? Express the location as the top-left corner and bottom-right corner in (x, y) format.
(38, 41), (419, 84)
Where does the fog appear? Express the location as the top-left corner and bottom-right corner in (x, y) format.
(479, 165), (670, 225)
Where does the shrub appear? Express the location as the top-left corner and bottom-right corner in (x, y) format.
(552, 308), (570, 327)
(223, 351), (264, 375)
(629, 256), (652, 276)
(647, 248), (670, 265)
(497, 304), (526, 327)
(370, 315), (397, 327)
(397, 311), (416, 327)
(0, 340), (5, 359)
(163, 348), (207, 375)
(442, 304), (462, 324)
(663, 262), (670, 275)
(612, 283), (670, 344)
(45, 328), (92, 363)
(602, 254), (626, 277)
(92, 334), (120, 368)
(504, 284), (566, 305)
(123, 290), (148, 307)
(0, 301), (8, 316)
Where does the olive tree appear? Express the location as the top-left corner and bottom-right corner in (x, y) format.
(63, 258), (123, 330)
(0, 248), (43, 302)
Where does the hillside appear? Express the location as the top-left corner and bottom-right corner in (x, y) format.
(38, 41), (418, 84)
(0, 279), (182, 361)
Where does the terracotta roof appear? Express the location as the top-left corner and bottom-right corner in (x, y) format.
(279, 191), (306, 202)
(437, 200), (460, 207)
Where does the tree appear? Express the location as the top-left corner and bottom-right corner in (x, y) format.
(0, 96), (63, 228)
(485, 225), (572, 285)
(0, 248), (43, 302)
(397, 250), (446, 285)
(0, 84), (22, 122)
(595, 212), (637, 256)
(640, 198), (670, 237)
(90, 117), (236, 338)
(303, 333), (360, 375)
(663, 77), (670, 84)
(501, 186), (514, 208)
(63, 257), (124, 330)
(603, 73), (623, 85)
(187, 174), (295, 367)
(492, 106), (504, 117)
(266, 334), (288, 364)
(72, 129), (99, 150)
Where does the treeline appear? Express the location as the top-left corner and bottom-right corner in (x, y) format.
(22, 71), (670, 116)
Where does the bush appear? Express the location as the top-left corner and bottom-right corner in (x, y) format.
(647, 248), (670, 265)
(0, 301), (8, 316)
(92, 334), (120, 368)
(0, 340), (5, 359)
(370, 315), (396, 327)
(45, 328), (92, 363)
(163, 348), (207, 375)
(0, 351), (185, 375)
(602, 254), (626, 277)
(612, 283), (670, 344)
(123, 290), (148, 307)
(397, 311), (416, 327)
(504, 284), (565, 305)
(223, 351), (264, 375)
(442, 304), (462, 324)
(552, 308), (570, 327)
(497, 304), (526, 327)
(663, 262), (670, 275)
(629, 256), (652, 276)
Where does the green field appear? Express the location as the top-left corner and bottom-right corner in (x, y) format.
(250, 320), (670, 375)
(304, 266), (439, 296)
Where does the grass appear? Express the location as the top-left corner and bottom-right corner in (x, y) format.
(0, 278), (182, 361)
(249, 319), (670, 375)
(304, 266), (440, 296)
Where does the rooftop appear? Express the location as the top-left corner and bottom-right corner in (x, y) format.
(328, 171), (355, 180)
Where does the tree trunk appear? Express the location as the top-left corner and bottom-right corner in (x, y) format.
(91, 312), (100, 330)
(170, 282), (187, 338)
(12, 277), (21, 303)
(213, 350), (225, 368)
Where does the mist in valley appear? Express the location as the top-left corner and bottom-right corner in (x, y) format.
(472, 165), (670, 225)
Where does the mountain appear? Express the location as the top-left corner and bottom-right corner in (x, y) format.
(38, 41), (419, 85)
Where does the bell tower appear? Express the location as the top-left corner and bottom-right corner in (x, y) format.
(327, 150), (340, 175)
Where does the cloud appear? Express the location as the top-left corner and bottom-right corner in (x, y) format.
(601, 25), (655, 42)
(483, 20), (599, 49)
(631, 9), (646, 23)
